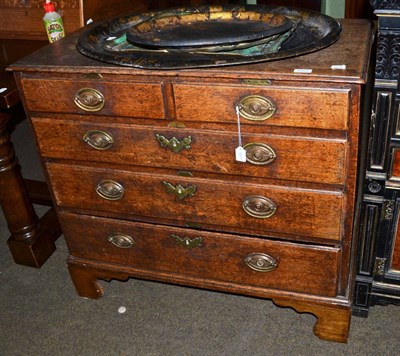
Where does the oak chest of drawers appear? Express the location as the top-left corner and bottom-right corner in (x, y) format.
(11, 19), (372, 343)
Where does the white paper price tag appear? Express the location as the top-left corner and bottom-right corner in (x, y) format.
(235, 146), (247, 162)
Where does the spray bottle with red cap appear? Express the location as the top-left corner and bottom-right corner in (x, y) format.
(43, 1), (65, 43)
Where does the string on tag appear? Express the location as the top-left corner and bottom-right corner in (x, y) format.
(236, 105), (242, 147)
(235, 105), (247, 162)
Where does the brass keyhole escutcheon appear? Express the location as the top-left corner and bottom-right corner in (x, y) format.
(238, 95), (276, 121)
(170, 234), (203, 249)
(156, 134), (192, 153)
(162, 181), (197, 200)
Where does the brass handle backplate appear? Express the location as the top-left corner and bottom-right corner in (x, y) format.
(238, 95), (276, 121)
(170, 234), (203, 249)
(83, 130), (114, 150)
(242, 195), (277, 218)
(156, 134), (192, 153)
(243, 143), (276, 165)
(245, 253), (278, 272)
(74, 88), (105, 112)
(96, 180), (124, 201)
(162, 181), (197, 200)
(107, 233), (135, 248)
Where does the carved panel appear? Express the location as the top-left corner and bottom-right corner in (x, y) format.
(353, 280), (372, 316)
(370, 0), (400, 10)
(384, 200), (395, 220)
(370, 91), (392, 170)
(370, 294), (400, 306)
(358, 204), (380, 275)
(365, 178), (384, 195)
(355, 0), (400, 317)
(375, 34), (400, 80)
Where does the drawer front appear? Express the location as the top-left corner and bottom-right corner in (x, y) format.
(33, 118), (347, 185)
(47, 163), (344, 241)
(174, 84), (350, 130)
(21, 78), (165, 119)
(60, 211), (340, 297)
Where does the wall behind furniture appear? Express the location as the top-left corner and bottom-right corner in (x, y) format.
(246, 0), (346, 17)
(322, 0), (345, 17)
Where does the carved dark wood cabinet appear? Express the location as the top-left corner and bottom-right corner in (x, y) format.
(353, 0), (400, 317)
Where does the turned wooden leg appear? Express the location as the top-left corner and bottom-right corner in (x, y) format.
(0, 112), (61, 267)
(273, 298), (351, 343)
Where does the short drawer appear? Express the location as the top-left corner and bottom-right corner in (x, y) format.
(174, 84), (351, 130)
(21, 78), (165, 119)
(47, 163), (344, 241)
(60, 211), (340, 297)
(33, 118), (348, 184)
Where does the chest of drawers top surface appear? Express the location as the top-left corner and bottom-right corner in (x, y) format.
(10, 20), (371, 84)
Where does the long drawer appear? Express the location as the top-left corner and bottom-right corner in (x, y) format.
(33, 118), (348, 185)
(173, 83), (351, 130)
(47, 162), (344, 241)
(21, 78), (165, 119)
(59, 211), (340, 297)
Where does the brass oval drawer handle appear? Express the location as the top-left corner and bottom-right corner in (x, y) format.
(238, 95), (276, 121)
(156, 134), (192, 153)
(107, 233), (135, 249)
(74, 88), (105, 112)
(170, 234), (203, 249)
(83, 130), (114, 150)
(96, 180), (124, 201)
(245, 253), (278, 272)
(243, 143), (276, 165)
(242, 195), (277, 218)
(162, 181), (197, 200)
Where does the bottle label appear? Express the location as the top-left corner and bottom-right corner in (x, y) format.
(44, 18), (65, 43)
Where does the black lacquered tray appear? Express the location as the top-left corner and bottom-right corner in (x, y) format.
(126, 8), (293, 50)
(76, 5), (342, 69)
